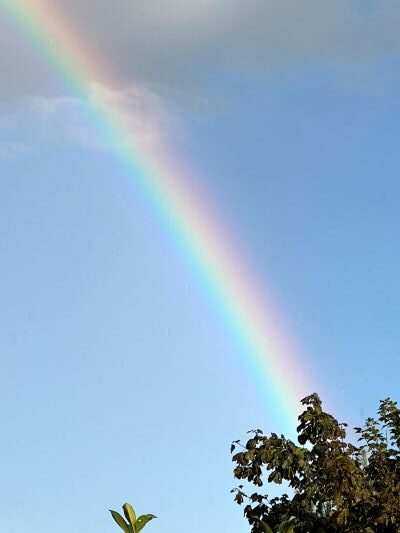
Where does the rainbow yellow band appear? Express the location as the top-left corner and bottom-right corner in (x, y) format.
(0, 0), (314, 432)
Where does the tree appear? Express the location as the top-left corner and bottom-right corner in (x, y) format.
(231, 393), (400, 532)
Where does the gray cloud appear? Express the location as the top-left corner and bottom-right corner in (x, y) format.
(1, 1), (400, 99)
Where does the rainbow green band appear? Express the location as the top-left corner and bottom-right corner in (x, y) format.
(0, 0), (314, 432)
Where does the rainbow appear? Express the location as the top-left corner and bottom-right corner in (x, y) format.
(0, 0), (314, 431)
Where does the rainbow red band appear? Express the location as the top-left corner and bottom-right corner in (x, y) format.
(0, 0), (314, 431)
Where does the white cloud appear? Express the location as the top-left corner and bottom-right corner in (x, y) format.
(0, 82), (182, 155)
(0, 141), (32, 160)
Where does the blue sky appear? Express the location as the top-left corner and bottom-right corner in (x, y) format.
(1, 2), (400, 532)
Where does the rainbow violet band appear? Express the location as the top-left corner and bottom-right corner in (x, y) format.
(0, 0), (314, 432)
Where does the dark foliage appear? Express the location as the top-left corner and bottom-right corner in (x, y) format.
(231, 394), (400, 532)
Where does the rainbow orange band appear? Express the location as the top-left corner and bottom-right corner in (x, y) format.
(0, 0), (314, 431)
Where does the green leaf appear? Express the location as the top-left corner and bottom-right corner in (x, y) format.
(279, 524), (295, 533)
(123, 503), (137, 527)
(110, 510), (131, 533)
(278, 516), (296, 533)
(253, 517), (274, 533)
(136, 514), (157, 532)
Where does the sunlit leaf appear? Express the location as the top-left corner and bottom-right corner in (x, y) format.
(110, 510), (131, 533)
(123, 503), (137, 527)
(136, 513), (157, 532)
